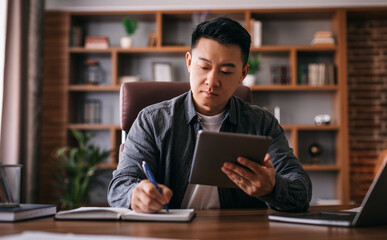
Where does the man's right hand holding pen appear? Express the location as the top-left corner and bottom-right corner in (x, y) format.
(131, 180), (173, 213)
(131, 162), (173, 213)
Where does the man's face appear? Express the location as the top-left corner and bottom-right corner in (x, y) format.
(186, 38), (249, 116)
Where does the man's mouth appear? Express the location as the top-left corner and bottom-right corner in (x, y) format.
(202, 90), (218, 97)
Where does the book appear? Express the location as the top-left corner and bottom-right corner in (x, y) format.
(270, 65), (290, 84)
(304, 63), (335, 86)
(0, 204), (57, 222)
(70, 26), (83, 47)
(297, 64), (309, 85)
(313, 31), (333, 38)
(311, 31), (335, 47)
(55, 207), (196, 222)
(250, 19), (262, 47)
(84, 36), (109, 49)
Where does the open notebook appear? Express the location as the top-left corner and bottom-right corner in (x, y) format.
(269, 159), (387, 227)
(55, 207), (195, 222)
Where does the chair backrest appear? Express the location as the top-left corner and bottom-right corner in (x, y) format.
(120, 81), (252, 134)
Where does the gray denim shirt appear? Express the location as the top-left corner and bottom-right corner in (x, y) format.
(108, 90), (312, 211)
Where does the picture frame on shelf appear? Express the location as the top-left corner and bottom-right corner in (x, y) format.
(153, 62), (173, 82)
(148, 32), (157, 47)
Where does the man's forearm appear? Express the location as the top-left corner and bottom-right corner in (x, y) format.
(107, 172), (140, 208)
(259, 173), (312, 211)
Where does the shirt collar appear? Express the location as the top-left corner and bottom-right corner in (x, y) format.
(184, 90), (238, 126)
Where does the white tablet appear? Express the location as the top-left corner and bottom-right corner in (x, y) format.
(189, 131), (272, 188)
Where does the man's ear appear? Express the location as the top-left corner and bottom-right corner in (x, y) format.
(240, 64), (250, 83)
(185, 52), (192, 73)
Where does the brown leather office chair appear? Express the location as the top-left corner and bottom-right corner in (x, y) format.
(119, 81), (252, 152)
(120, 81), (252, 135)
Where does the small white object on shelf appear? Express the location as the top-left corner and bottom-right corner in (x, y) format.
(242, 74), (256, 87)
(153, 62), (173, 82)
(120, 36), (133, 48)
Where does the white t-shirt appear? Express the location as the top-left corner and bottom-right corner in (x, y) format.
(181, 111), (225, 209)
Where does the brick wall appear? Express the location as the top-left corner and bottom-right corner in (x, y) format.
(347, 18), (387, 202)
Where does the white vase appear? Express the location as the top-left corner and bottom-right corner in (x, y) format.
(120, 36), (133, 48)
(242, 74), (256, 86)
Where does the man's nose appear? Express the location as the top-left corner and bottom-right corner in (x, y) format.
(205, 70), (220, 88)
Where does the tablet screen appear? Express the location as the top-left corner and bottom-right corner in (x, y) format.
(189, 131), (272, 188)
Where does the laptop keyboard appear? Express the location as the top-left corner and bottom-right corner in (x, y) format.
(294, 212), (356, 221)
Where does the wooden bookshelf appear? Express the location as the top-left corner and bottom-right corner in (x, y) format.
(42, 8), (351, 205)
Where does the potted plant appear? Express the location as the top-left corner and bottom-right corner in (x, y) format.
(54, 129), (111, 209)
(120, 17), (138, 48)
(243, 54), (261, 86)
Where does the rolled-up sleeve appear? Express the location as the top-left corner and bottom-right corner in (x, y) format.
(107, 109), (157, 208)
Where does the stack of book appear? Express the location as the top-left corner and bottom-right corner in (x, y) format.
(311, 31), (335, 47)
(270, 65), (290, 84)
(84, 36), (109, 49)
(0, 204), (56, 222)
(298, 63), (335, 86)
(250, 19), (262, 47)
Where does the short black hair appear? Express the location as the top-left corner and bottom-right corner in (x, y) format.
(191, 16), (251, 66)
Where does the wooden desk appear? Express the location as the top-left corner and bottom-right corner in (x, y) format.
(0, 206), (387, 239)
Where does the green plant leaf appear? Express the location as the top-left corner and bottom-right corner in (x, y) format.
(53, 129), (112, 209)
(248, 54), (261, 74)
(122, 17), (138, 36)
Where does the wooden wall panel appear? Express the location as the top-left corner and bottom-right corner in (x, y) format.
(40, 12), (69, 204)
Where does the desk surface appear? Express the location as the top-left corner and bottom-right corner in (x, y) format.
(1, 206), (387, 240)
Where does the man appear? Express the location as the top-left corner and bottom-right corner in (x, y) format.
(108, 17), (312, 213)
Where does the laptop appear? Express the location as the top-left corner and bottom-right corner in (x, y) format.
(189, 131), (272, 188)
(268, 158), (387, 227)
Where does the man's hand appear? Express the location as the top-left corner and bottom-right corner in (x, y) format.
(131, 180), (173, 213)
(221, 154), (275, 197)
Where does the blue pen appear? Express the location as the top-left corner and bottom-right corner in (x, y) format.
(142, 161), (169, 212)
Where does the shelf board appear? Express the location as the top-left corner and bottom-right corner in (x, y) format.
(69, 45), (336, 54)
(303, 164), (340, 171)
(249, 85), (338, 91)
(282, 124), (340, 131)
(251, 45), (337, 52)
(69, 47), (112, 53)
(67, 83), (336, 92)
(68, 85), (120, 91)
(116, 46), (190, 53)
(68, 124), (121, 130)
(296, 45), (337, 51)
(69, 46), (190, 54)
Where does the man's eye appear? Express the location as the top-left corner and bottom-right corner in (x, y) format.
(221, 71), (232, 75)
(200, 66), (209, 70)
